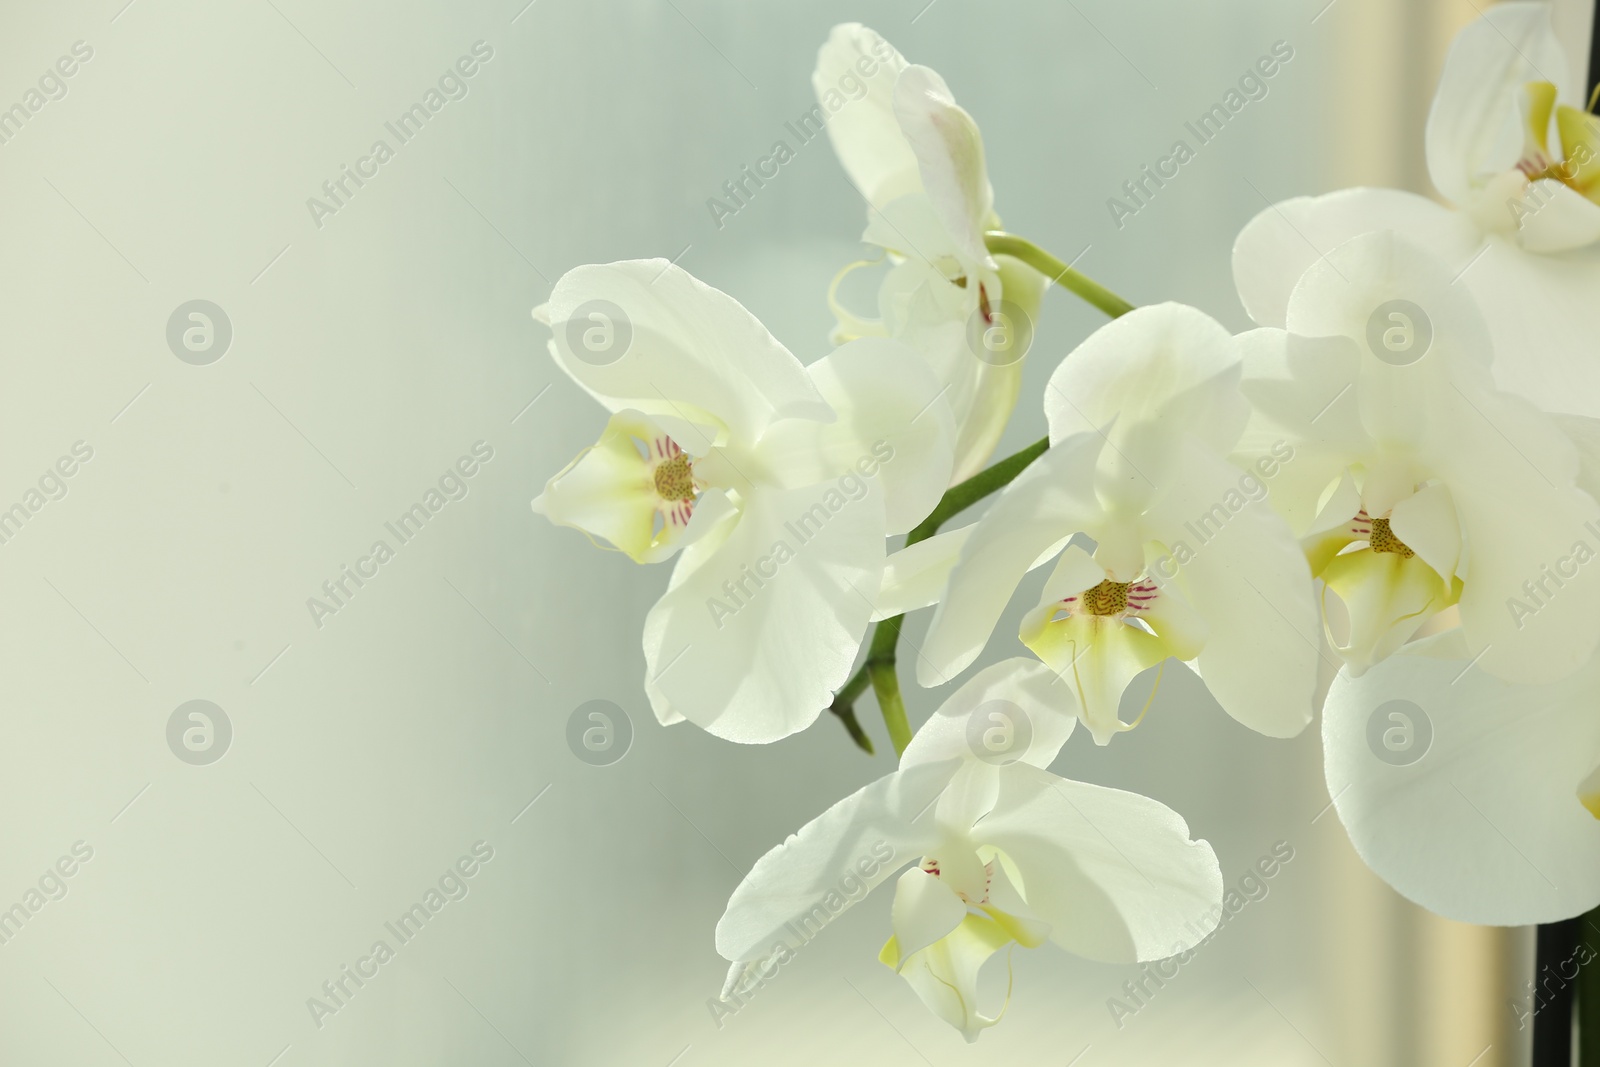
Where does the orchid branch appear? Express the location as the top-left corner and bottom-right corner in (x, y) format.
(903, 434), (1053, 547)
(840, 434), (1051, 754)
(827, 675), (875, 754)
(829, 236), (1133, 755)
(984, 232), (1136, 320)
(866, 615), (910, 753)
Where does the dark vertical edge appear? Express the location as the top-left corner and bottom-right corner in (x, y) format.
(1588, 0), (1600, 106)
(1577, 905), (1600, 1067)
(1534, 918), (1582, 1067)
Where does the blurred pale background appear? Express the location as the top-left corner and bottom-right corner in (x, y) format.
(0, 0), (1590, 1064)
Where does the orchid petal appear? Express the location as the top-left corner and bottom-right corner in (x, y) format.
(874, 522), (1065, 621)
(1141, 448), (1320, 737)
(1514, 178), (1600, 251)
(887, 867), (968, 966)
(977, 765), (1223, 963)
(873, 524), (973, 620)
(755, 337), (954, 535)
(1555, 104), (1600, 196)
(892, 64), (996, 277)
(1020, 612), (1168, 746)
(980, 857), (1052, 949)
(920, 433), (1106, 685)
(812, 24), (917, 212)
(1285, 233), (1496, 411)
(900, 658), (1078, 776)
(532, 413), (668, 563)
(715, 758), (956, 963)
(1321, 549), (1455, 674)
(1235, 329), (1372, 537)
(1444, 412), (1600, 682)
(642, 477), (887, 742)
(1324, 630), (1600, 924)
(1387, 482), (1462, 583)
(1232, 189), (1479, 330)
(879, 914), (1012, 1043)
(540, 261), (832, 445)
(1462, 239), (1600, 416)
(862, 193), (965, 270)
(1044, 303), (1247, 461)
(947, 255), (1045, 481)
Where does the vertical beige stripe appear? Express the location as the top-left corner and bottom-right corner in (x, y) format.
(1326, 0), (1476, 193)
(1319, 3), (1529, 1065)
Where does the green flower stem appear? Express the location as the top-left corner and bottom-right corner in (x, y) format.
(984, 231), (1137, 320)
(831, 663), (872, 710)
(834, 435), (1051, 755)
(867, 615), (910, 755)
(904, 434), (1052, 550)
(827, 676), (875, 755)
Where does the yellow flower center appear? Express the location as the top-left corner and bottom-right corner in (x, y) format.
(1520, 81), (1600, 203)
(652, 452), (696, 501)
(1368, 516), (1415, 558)
(1080, 578), (1132, 616)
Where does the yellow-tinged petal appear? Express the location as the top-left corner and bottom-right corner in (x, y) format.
(533, 412), (674, 564)
(1424, 1), (1566, 204)
(944, 254), (1045, 482)
(826, 256), (889, 345)
(1304, 523), (1358, 576)
(1523, 80), (1557, 157)
(979, 858), (1050, 949)
(1321, 548), (1459, 674)
(888, 868), (967, 968)
(880, 914), (1014, 1043)
(1556, 104), (1600, 197)
(1021, 613), (1169, 745)
(979, 905), (1049, 950)
(1579, 763), (1600, 821)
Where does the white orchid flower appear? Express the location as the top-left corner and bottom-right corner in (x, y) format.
(814, 23), (1047, 482)
(533, 260), (955, 742)
(915, 303), (1320, 744)
(1318, 422), (1600, 925)
(1322, 627), (1600, 924)
(1234, 230), (1600, 682)
(1232, 1), (1600, 417)
(714, 659), (1222, 1041)
(816, 23), (1000, 306)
